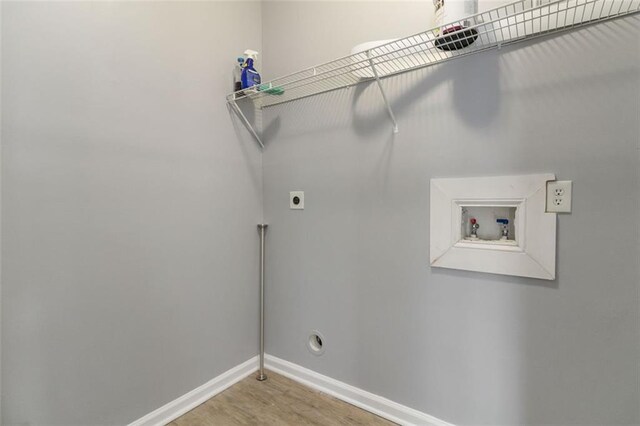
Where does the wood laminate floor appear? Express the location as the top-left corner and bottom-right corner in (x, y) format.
(169, 370), (396, 425)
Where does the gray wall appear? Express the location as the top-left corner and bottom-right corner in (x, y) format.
(262, 2), (640, 425)
(2, 2), (639, 425)
(1, 2), (262, 424)
(0, 0), (3, 422)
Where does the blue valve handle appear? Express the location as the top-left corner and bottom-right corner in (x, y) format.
(496, 219), (509, 225)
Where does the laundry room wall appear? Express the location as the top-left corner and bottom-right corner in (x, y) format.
(261, 2), (640, 424)
(1, 2), (262, 424)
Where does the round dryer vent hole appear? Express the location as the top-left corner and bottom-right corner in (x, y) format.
(307, 331), (326, 356)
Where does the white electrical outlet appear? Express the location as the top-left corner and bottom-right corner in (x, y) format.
(290, 191), (304, 209)
(546, 180), (572, 213)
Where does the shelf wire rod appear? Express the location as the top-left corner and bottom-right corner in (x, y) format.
(260, 4), (562, 104)
(229, 0), (638, 108)
(308, 2), (622, 92)
(230, 100), (264, 149)
(236, 0), (514, 98)
(251, 27), (482, 101)
(246, 44), (429, 100)
(596, 0), (607, 20)
(258, 41), (500, 107)
(265, 0), (563, 88)
(236, 24), (484, 104)
(503, 8), (514, 41)
(586, 0), (597, 22)
(367, 50), (399, 134)
(392, 40), (416, 70)
(250, 34), (463, 101)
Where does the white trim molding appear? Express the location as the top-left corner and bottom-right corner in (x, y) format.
(265, 354), (454, 426)
(430, 174), (557, 280)
(129, 356), (258, 426)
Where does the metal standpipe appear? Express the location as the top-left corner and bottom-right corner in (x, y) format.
(257, 224), (268, 381)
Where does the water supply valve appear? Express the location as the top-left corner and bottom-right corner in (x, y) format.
(496, 218), (509, 240)
(470, 218), (479, 239)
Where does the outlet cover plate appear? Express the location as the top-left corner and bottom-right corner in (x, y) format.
(546, 180), (572, 213)
(290, 191), (304, 209)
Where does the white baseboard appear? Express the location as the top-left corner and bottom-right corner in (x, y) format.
(129, 353), (453, 426)
(265, 354), (454, 426)
(129, 355), (258, 426)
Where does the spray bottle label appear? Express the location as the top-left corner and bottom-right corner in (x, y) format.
(242, 69), (261, 89)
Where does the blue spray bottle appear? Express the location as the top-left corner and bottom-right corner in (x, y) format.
(241, 50), (261, 90)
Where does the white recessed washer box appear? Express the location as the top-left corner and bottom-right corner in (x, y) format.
(430, 174), (557, 280)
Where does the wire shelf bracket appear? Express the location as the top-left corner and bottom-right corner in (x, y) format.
(367, 50), (399, 134)
(229, 98), (264, 149)
(226, 0), (640, 137)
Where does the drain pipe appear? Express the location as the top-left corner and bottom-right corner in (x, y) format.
(257, 224), (268, 381)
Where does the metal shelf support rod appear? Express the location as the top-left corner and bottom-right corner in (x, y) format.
(367, 50), (399, 134)
(230, 100), (264, 149)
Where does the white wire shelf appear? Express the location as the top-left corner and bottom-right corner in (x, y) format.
(228, 0), (639, 146)
(229, 0), (638, 108)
